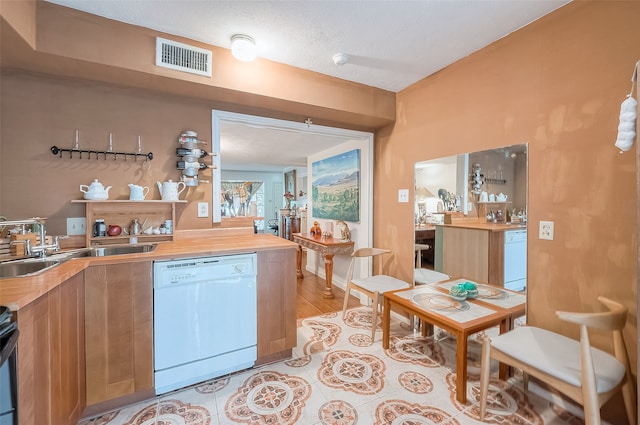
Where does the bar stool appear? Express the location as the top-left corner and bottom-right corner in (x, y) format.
(414, 243), (430, 268)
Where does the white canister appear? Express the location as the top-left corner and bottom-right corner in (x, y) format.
(248, 201), (257, 217)
(164, 219), (173, 234)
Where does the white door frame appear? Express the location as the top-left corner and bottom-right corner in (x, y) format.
(211, 110), (374, 288)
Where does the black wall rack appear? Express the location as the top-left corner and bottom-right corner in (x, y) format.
(50, 145), (153, 161)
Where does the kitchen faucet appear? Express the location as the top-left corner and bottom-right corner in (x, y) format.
(2, 217), (61, 258)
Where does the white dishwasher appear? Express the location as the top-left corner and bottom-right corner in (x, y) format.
(503, 230), (527, 291)
(153, 253), (257, 394)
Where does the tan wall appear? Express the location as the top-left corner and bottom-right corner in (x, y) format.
(1, 0), (395, 130)
(374, 0), (640, 382)
(0, 71), (217, 232)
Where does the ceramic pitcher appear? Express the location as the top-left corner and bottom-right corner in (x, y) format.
(128, 184), (150, 201)
(157, 180), (186, 201)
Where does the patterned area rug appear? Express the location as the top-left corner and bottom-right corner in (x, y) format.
(79, 307), (588, 425)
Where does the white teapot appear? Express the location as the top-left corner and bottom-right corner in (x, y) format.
(80, 179), (112, 200)
(157, 180), (186, 201)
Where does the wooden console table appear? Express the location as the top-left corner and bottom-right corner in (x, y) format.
(293, 233), (354, 299)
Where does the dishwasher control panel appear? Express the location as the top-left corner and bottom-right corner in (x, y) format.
(153, 253), (257, 288)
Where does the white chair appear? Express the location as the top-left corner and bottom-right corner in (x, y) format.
(341, 248), (411, 339)
(479, 296), (636, 425)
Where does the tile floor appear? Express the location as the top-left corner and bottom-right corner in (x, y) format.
(78, 307), (590, 425)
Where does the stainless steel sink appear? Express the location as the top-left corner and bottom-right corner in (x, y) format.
(70, 244), (158, 258)
(0, 259), (60, 279)
(0, 244), (157, 279)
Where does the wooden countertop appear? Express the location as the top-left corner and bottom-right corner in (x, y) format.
(0, 233), (297, 310)
(414, 225), (436, 231)
(437, 222), (527, 232)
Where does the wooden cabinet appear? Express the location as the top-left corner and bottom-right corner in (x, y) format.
(83, 262), (154, 416)
(280, 216), (300, 241)
(16, 272), (85, 425)
(256, 248), (297, 364)
(440, 226), (504, 285)
(71, 200), (185, 246)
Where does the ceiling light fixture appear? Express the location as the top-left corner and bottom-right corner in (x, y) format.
(332, 53), (349, 66)
(231, 34), (257, 62)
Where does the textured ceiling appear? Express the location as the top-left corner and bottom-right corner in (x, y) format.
(44, 0), (570, 171)
(45, 0), (569, 92)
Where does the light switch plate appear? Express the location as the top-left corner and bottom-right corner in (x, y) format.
(67, 217), (86, 235)
(198, 202), (209, 218)
(539, 220), (554, 240)
(398, 189), (409, 203)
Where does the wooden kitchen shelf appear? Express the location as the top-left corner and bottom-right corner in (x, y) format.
(71, 200), (186, 247)
(476, 201), (512, 221)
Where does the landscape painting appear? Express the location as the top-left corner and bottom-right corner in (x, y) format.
(312, 149), (360, 222)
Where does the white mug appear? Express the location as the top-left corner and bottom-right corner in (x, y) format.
(489, 194), (496, 202)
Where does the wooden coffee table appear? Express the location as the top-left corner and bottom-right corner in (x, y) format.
(382, 285), (509, 403)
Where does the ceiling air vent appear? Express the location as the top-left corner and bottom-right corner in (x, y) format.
(156, 37), (212, 77)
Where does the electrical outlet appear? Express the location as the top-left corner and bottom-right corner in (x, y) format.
(539, 220), (554, 240)
(198, 202), (209, 218)
(398, 189), (409, 203)
(67, 217), (86, 235)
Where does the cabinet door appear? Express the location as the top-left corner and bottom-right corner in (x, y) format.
(84, 262), (153, 409)
(52, 273), (86, 425)
(256, 248), (297, 364)
(16, 272), (85, 425)
(16, 294), (52, 425)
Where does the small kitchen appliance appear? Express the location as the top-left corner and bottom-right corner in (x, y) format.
(93, 219), (106, 237)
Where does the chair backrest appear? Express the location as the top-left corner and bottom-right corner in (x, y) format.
(556, 296), (628, 363)
(556, 296), (632, 420)
(346, 247), (392, 283)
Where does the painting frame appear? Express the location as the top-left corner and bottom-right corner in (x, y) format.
(284, 170), (297, 199)
(311, 149), (360, 222)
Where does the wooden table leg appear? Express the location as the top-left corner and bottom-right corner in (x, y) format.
(296, 244), (303, 279)
(499, 318), (511, 379)
(382, 297), (391, 349)
(455, 332), (468, 403)
(322, 253), (335, 298)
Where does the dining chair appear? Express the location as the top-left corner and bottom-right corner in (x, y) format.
(413, 268), (449, 285)
(478, 296), (636, 425)
(341, 248), (411, 340)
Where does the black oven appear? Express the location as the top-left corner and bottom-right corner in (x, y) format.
(0, 306), (18, 425)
